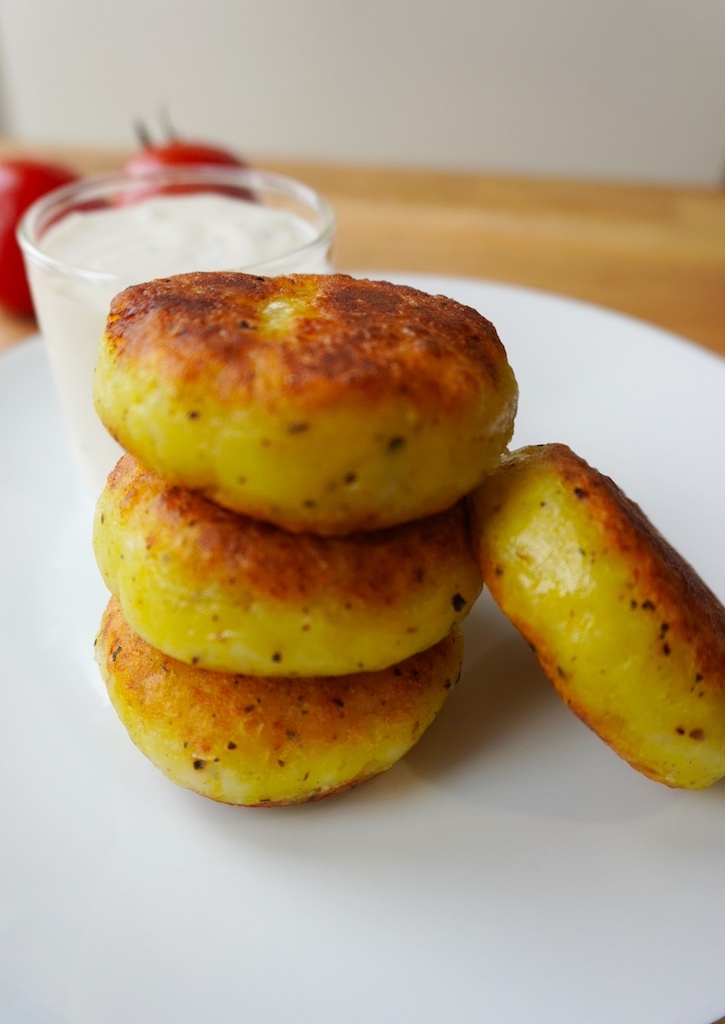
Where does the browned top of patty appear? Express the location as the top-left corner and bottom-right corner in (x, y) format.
(103, 272), (510, 410)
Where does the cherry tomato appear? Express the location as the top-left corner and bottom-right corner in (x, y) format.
(122, 138), (248, 175)
(0, 159), (78, 316)
(118, 133), (254, 205)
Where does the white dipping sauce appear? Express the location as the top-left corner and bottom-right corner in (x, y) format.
(42, 193), (322, 278)
(27, 191), (333, 496)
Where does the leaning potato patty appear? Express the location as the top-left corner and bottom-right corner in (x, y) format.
(94, 454), (482, 676)
(96, 598), (464, 806)
(472, 444), (725, 790)
(93, 272), (518, 534)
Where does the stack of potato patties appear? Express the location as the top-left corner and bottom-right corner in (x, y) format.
(92, 271), (519, 805)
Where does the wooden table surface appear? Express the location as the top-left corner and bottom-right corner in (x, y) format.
(1, 140), (723, 357)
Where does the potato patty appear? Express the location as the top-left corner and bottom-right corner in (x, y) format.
(96, 598), (464, 806)
(472, 444), (725, 789)
(94, 454), (482, 676)
(93, 272), (518, 534)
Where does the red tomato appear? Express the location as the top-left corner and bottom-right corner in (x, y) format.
(118, 138), (254, 204)
(0, 159), (78, 316)
(122, 139), (247, 175)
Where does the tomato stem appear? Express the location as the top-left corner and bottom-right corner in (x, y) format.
(134, 120), (153, 149)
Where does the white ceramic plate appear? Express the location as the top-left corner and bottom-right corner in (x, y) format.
(1, 274), (724, 1024)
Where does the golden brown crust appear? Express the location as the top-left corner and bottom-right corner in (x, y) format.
(104, 272), (510, 411)
(96, 597), (464, 806)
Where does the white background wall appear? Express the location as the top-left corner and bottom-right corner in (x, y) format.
(0, 0), (723, 185)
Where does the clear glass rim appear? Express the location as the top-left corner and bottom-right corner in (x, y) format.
(16, 165), (337, 284)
